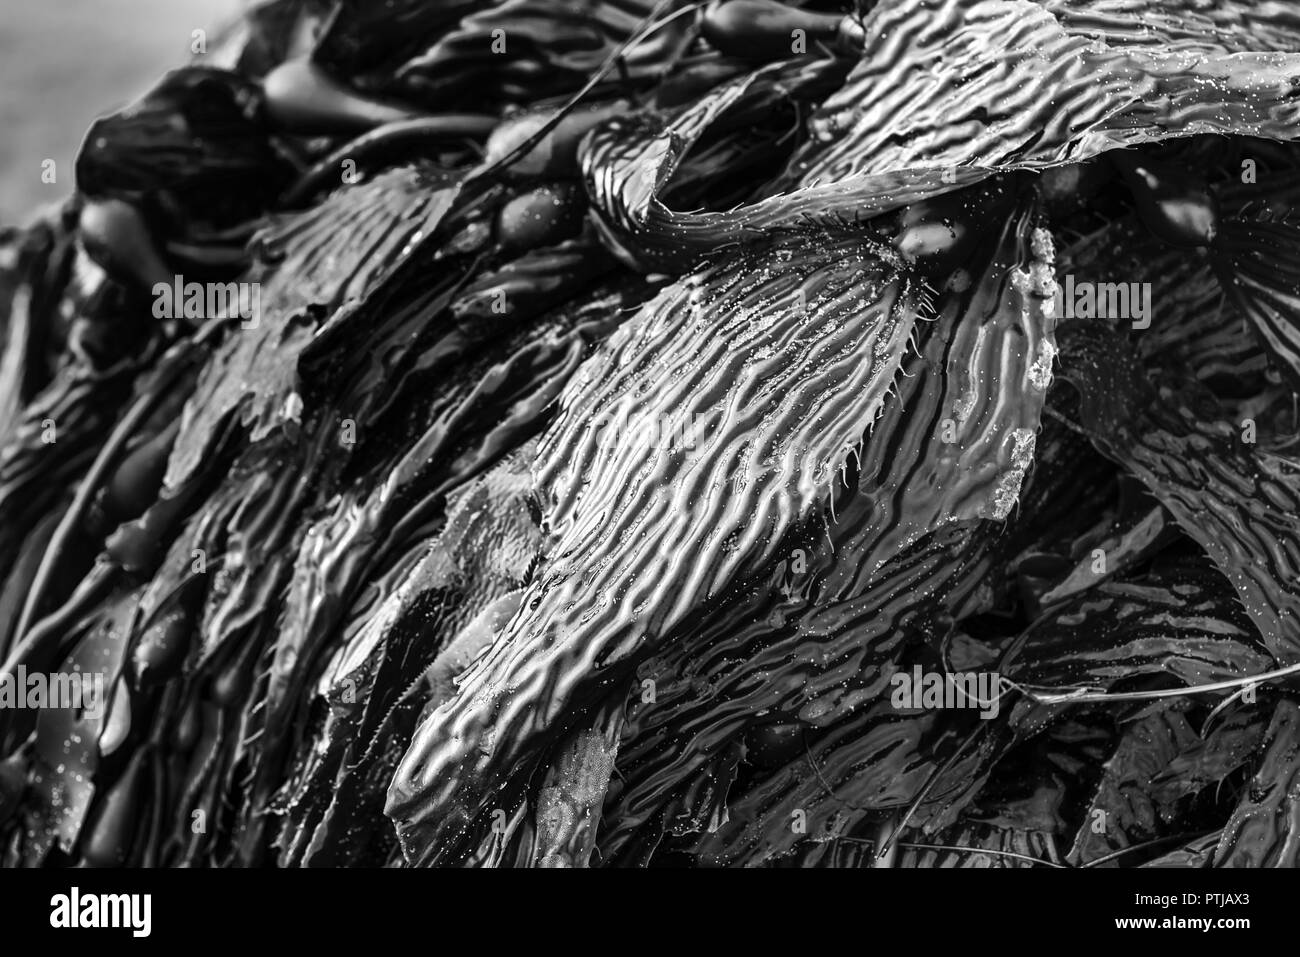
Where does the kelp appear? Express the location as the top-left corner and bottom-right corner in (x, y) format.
(1058, 321), (1300, 663)
(6, 0), (1300, 870)
(165, 163), (467, 487)
(387, 230), (925, 862)
(76, 67), (294, 234)
(390, 0), (697, 110)
(786, 0), (1300, 189)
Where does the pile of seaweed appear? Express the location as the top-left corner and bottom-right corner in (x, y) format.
(3, 0), (1300, 867)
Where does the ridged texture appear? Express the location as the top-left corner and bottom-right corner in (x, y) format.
(1055, 210), (1283, 438)
(387, 231), (922, 863)
(1001, 555), (1273, 695)
(12, 0), (1300, 871)
(1042, 0), (1300, 53)
(1215, 699), (1300, 866)
(1212, 214), (1300, 390)
(587, 195), (1056, 863)
(1059, 321), (1300, 663)
(236, 287), (624, 861)
(167, 164), (465, 487)
(1149, 709), (1265, 807)
(786, 0), (1300, 188)
(391, 0), (695, 109)
(273, 449), (545, 867)
(1067, 707), (1199, 865)
(263, 315), (595, 723)
(581, 59), (985, 270)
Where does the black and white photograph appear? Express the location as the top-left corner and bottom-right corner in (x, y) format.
(0, 0), (1293, 934)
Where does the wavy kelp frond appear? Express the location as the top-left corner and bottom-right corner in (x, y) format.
(1214, 699), (1300, 867)
(690, 704), (957, 866)
(166, 164), (465, 487)
(1059, 321), (1300, 663)
(590, 194), (1058, 862)
(581, 60), (986, 269)
(12, 0), (1300, 871)
(1066, 706), (1200, 866)
(198, 285), (627, 863)
(387, 232), (923, 863)
(786, 0), (1300, 189)
(1211, 214), (1300, 390)
(1041, 0), (1300, 54)
(1001, 554), (1274, 696)
(895, 825), (1066, 868)
(260, 294), (613, 767)
(1149, 709), (1265, 808)
(1051, 200), (1297, 448)
(274, 449), (545, 867)
(597, 521), (993, 864)
(1033, 504), (1173, 608)
(391, 0), (696, 109)
(850, 195), (1058, 552)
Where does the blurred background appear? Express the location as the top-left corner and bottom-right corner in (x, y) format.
(0, 0), (241, 224)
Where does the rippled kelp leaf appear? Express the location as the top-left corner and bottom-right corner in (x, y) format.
(1211, 214), (1300, 390)
(215, 320), (600, 861)
(1042, 0), (1300, 54)
(597, 526), (989, 865)
(390, 0), (695, 109)
(164, 429), (332, 865)
(1067, 706), (1199, 865)
(846, 199), (1058, 554)
(596, 194), (1060, 863)
(895, 825), (1065, 868)
(581, 59), (986, 270)
(1056, 215), (1268, 399)
(1214, 699), (1300, 866)
(1001, 554), (1273, 695)
(227, 285), (630, 856)
(1149, 708), (1266, 808)
(263, 290), (619, 754)
(690, 705), (984, 867)
(274, 448), (545, 867)
(1059, 320), (1300, 662)
(1037, 504), (1172, 607)
(787, 0), (1300, 189)
(166, 164), (464, 487)
(387, 231), (923, 864)
(968, 713), (1115, 837)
